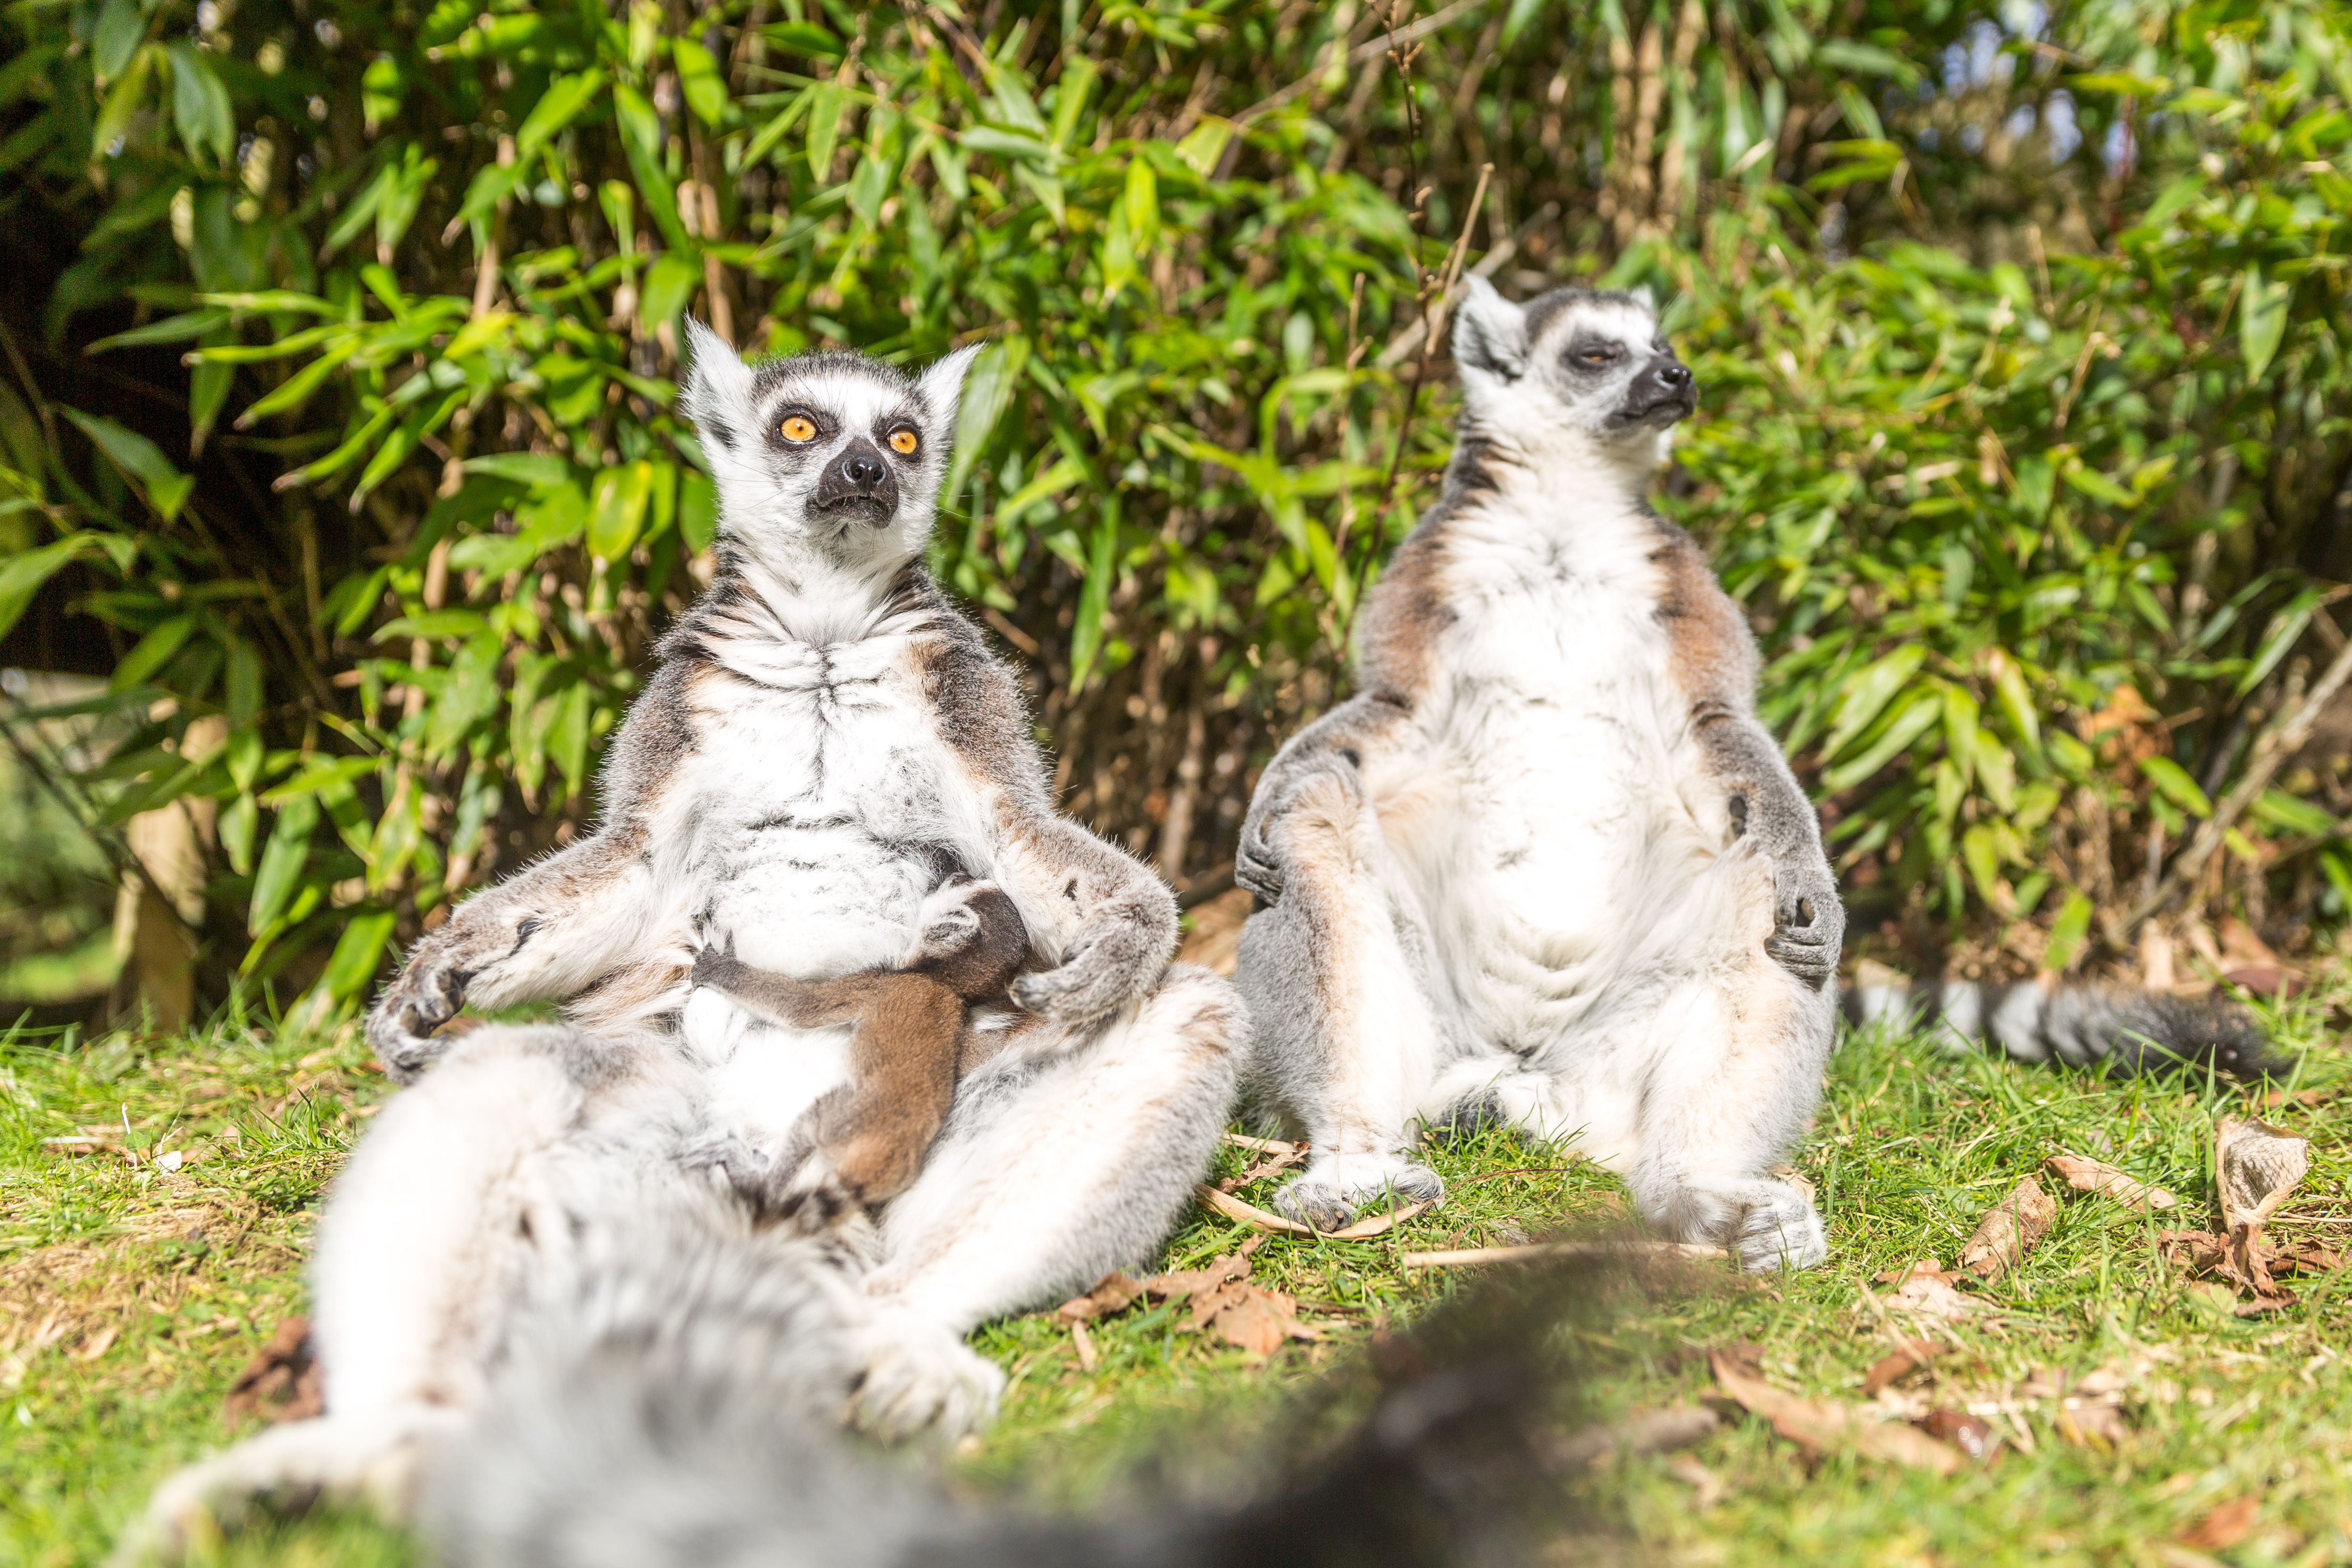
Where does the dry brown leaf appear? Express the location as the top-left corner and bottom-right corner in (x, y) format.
(1709, 1349), (1965, 1474)
(222, 1317), (323, 1428)
(1146, 1252), (1254, 1307)
(1208, 1282), (1322, 1361)
(1069, 1318), (1098, 1372)
(1917, 1407), (1996, 1460)
(2044, 1153), (2179, 1211)
(1054, 1271), (1147, 1324)
(1882, 1272), (1977, 1322)
(1874, 1257), (1961, 1286)
(2217, 1118), (2309, 1235)
(1860, 1338), (1950, 1396)
(2055, 1398), (2129, 1450)
(73, 1323), (119, 1363)
(1961, 1176), (2057, 1280)
(2180, 1496), (2259, 1550)
(1546, 1405), (1720, 1470)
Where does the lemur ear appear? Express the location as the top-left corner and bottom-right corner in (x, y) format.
(1451, 276), (1529, 385)
(1626, 283), (1657, 313)
(679, 318), (755, 454)
(918, 343), (982, 429)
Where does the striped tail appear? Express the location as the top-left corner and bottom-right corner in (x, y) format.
(1842, 976), (2283, 1077)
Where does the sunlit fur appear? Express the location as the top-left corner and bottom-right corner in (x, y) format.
(124, 328), (1246, 1562)
(1233, 279), (1843, 1272)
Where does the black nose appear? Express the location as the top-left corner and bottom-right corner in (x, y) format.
(1655, 359), (1692, 389)
(813, 437), (901, 522)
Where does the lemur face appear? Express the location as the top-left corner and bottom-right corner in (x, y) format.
(1449, 278), (1696, 459)
(676, 318), (978, 573)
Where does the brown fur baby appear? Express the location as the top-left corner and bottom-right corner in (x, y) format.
(689, 879), (1029, 1226)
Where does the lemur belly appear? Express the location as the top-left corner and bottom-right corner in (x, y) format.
(1392, 551), (1715, 1051)
(669, 636), (982, 1141)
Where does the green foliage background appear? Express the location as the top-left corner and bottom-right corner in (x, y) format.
(2, 0), (2350, 1017)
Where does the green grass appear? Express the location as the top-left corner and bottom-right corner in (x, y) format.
(5, 982), (2350, 1567)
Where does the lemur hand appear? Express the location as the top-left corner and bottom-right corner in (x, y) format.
(1009, 906), (1166, 1025)
(366, 942), (476, 1084)
(1763, 862), (1844, 989)
(1235, 748), (1366, 906)
(688, 940), (749, 996)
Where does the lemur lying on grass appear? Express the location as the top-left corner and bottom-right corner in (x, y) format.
(689, 877), (1032, 1225)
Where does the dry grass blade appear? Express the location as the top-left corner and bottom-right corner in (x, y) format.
(1961, 1176), (2058, 1279)
(1709, 1349), (1966, 1474)
(2044, 1153), (2179, 1210)
(1193, 1184), (1433, 1239)
(1545, 1405), (1721, 1470)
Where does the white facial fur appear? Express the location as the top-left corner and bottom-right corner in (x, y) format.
(1449, 277), (1694, 487)
(678, 318), (979, 588)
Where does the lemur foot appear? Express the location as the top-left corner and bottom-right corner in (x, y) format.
(847, 1313), (1004, 1443)
(1271, 1154), (1445, 1232)
(1429, 1089), (1531, 1148)
(1659, 1178), (1826, 1272)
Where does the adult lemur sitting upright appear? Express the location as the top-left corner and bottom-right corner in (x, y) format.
(1231, 280), (2268, 1272)
(130, 326), (1244, 1550)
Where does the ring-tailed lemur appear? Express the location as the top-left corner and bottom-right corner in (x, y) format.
(124, 326), (1245, 1554)
(127, 1028), (1588, 1567)
(690, 876), (1033, 1225)
(1231, 280), (2276, 1272)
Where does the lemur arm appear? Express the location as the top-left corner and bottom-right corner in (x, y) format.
(1658, 533), (1844, 988)
(1690, 707), (1843, 986)
(993, 811), (1179, 1025)
(1235, 694), (1408, 904)
(688, 947), (861, 1029)
(365, 823), (659, 1080)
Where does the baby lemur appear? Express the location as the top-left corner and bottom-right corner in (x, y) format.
(689, 880), (1030, 1226)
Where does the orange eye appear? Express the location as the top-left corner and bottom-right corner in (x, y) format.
(888, 427), (920, 456)
(781, 415), (817, 442)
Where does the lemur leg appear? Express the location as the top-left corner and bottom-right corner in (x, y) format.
(367, 828), (664, 1081)
(1233, 759), (1452, 1231)
(127, 1026), (688, 1561)
(1539, 840), (1834, 1272)
(850, 965), (1242, 1440)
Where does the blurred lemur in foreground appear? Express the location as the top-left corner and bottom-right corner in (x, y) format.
(124, 325), (1245, 1557)
(1232, 280), (2276, 1271)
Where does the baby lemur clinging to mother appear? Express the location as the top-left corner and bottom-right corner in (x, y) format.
(690, 879), (1030, 1226)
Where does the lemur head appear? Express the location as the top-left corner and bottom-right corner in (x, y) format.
(1448, 278), (1695, 477)
(676, 318), (979, 580)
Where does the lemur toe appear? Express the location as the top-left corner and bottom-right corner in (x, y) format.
(1272, 1178), (1359, 1232)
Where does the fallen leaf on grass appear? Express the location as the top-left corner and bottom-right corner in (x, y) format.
(1876, 1264), (1978, 1322)
(1069, 1318), (1098, 1372)
(1961, 1176), (2057, 1280)
(1545, 1405), (1720, 1470)
(2160, 1118), (2327, 1313)
(1054, 1271), (1146, 1324)
(1860, 1338), (1952, 1396)
(222, 1317), (323, 1427)
(1145, 1248), (1322, 1363)
(1664, 1453), (1725, 1507)
(2044, 1153), (2178, 1211)
(2179, 1496), (2258, 1550)
(1918, 1407), (1995, 1460)
(1709, 1349), (1966, 1474)
(74, 1323), (119, 1363)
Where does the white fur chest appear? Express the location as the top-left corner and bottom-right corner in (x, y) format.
(663, 628), (978, 982)
(1383, 497), (1711, 1039)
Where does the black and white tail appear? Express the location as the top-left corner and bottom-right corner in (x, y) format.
(1842, 974), (2282, 1077)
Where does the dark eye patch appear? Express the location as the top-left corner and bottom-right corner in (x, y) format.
(765, 403), (837, 452)
(872, 406), (928, 459)
(1564, 337), (1627, 372)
